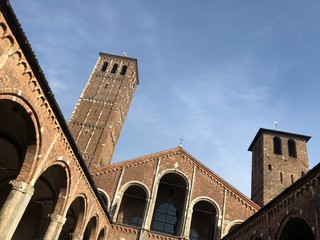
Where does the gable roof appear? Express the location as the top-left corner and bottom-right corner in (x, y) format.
(91, 146), (260, 211)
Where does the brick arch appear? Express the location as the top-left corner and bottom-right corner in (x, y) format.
(83, 215), (98, 239)
(157, 168), (190, 188)
(149, 170), (189, 236)
(118, 180), (151, 199)
(116, 181), (149, 227)
(97, 227), (106, 240)
(189, 196), (222, 217)
(64, 193), (89, 238)
(186, 196), (222, 240)
(36, 160), (72, 214)
(224, 219), (244, 236)
(0, 92), (41, 182)
(97, 188), (110, 209)
(276, 211), (315, 240)
(0, 96), (40, 213)
(13, 163), (69, 239)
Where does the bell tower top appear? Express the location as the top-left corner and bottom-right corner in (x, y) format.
(69, 52), (139, 169)
(249, 128), (311, 207)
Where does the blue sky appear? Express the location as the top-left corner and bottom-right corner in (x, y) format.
(10, 0), (320, 197)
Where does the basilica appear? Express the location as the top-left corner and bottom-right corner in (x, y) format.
(0, 1), (319, 239)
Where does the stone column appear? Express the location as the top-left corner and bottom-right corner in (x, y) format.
(43, 213), (66, 240)
(0, 180), (34, 240)
(71, 233), (82, 240)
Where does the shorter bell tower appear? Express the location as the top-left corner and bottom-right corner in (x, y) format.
(249, 128), (311, 207)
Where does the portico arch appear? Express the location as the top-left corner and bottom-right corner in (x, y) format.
(278, 217), (314, 240)
(83, 216), (97, 240)
(58, 196), (86, 239)
(0, 99), (37, 209)
(12, 164), (69, 239)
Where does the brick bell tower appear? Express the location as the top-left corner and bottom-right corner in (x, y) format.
(69, 53), (139, 169)
(248, 128), (311, 207)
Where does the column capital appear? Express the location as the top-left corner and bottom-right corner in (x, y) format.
(10, 180), (34, 196)
(50, 213), (66, 224)
(71, 233), (82, 240)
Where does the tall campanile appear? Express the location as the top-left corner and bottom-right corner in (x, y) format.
(69, 53), (139, 169)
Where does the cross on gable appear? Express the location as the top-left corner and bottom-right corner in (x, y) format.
(174, 162), (179, 169)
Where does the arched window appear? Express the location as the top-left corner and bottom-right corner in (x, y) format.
(130, 216), (143, 227)
(190, 200), (217, 240)
(279, 218), (314, 240)
(151, 172), (188, 236)
(288, 139), (297, 158)
(101, 61), (108, 72)
(152, 203), (177, 234)
(229, 223), (241, 233)
(189, 228), (199, 240)
(120, 65), (128, 75)
(111, 63), (118, 74)
(273, 136), (282, 155)
(98, 190), (108, 209)
(116, 185), (147, 227)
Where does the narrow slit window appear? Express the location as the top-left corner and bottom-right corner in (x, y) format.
(120, 65), (128, 75)
(280, 172), (283, 182)
(291, 174), (294, 183)
(268, 164), (272, 171)
(101, 62), (108, 72)
(111, 63), (118, 74)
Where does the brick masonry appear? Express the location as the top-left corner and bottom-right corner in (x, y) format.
(0, 2), (319, 240)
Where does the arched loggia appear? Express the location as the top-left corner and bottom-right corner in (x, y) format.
(58, 196), (86, 240)
(12, 164), (68, 239)
(279, 217), (314, 240)
(0, 100), (36, 210)
(83, 216), (97, 240)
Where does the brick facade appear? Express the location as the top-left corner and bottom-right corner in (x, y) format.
(0, 1), (319, 240)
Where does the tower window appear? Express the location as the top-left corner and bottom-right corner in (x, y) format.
(111, 63), (118, 74)
(101, 62), (108, 72)
(273, 136), (282, 155)
(291, 174), (294, 183)
(280, 172), (283, 182)
(120, 65), (128, 75)
(268, 164), (272, 171)
(288, 139), (297, 158)
(301, 171), (305, 177)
